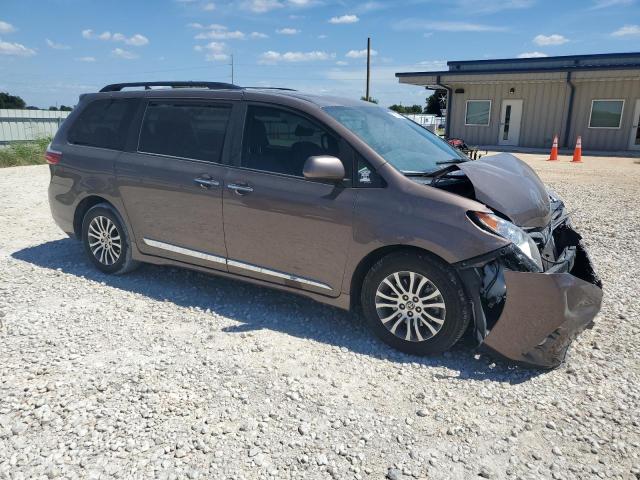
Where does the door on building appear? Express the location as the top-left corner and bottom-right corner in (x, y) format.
(498, 99), (523, 146)
(629, 99), (640, 151)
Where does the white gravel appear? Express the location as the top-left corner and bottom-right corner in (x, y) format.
(0, 157), (639, 480)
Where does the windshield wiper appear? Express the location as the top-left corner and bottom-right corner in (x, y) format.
(435, 159), (466, 165)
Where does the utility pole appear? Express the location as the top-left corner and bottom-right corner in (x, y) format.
(365, 37), (371, 102)
(230, 54), (234, 84)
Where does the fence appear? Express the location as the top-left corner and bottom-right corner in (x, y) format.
(0, 109), (71, 145)
(402, 114), (446, 134)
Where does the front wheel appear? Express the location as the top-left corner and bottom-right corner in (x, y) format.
(361, 251), (470, 355)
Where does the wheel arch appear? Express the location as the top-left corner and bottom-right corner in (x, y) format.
(73, 195), (116, 238)
(349, 245), (450, 311)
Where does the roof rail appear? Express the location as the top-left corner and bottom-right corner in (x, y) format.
(99, 81), (242, 92)
(243, 87), (298, 91)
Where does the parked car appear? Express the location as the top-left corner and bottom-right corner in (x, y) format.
(46, 82), (603, 368)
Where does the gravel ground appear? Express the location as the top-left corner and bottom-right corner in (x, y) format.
(0, 155), (638, 480)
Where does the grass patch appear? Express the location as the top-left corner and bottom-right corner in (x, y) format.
(0, 138), (51, 168)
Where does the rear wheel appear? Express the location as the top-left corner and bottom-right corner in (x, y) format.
(82, 204), (138, 275)
(361, 251), (470, 355)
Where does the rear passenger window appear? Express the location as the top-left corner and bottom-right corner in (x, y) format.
(68, 99), (137, 150)
(242, 106), (341, 177)
(139, 102), (231, 162)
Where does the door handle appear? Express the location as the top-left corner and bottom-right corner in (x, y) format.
(194, 177), (220, 189)
(227, 183), (254, 195)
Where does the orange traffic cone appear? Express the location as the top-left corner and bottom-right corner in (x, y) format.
(547, 134), (559, 161)
(571, 136), (582, 163)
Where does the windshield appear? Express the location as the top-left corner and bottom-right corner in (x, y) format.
(323, 105), (466, 174)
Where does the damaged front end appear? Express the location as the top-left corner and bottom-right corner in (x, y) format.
(455, 200), (603, 369)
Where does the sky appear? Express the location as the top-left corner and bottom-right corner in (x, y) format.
(0, 0), (639, 108)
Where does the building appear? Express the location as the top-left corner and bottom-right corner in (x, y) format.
(396, 52), (640, 152)
(0, 109), (71, 145)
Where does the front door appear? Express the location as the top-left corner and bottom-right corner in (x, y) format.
(629, 99), (640, 150)
(222, 105), (355, 295)
(117, 100), (235, 270)
(498, 99), (523, 146)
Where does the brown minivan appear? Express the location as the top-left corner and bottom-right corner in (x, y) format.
(47, 81), (603, 368)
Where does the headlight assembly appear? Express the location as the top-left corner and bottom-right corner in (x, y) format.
(470, 212), (543, 271)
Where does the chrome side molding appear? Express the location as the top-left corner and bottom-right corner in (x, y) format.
(142, 238), (332, 291)
(143, 238), (226, 265)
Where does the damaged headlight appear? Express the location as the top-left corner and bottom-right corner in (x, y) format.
(470, 212), (543, 271)
(546, 185), (563, 203)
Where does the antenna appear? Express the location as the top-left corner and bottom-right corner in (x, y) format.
(365, 37), (371, 102)
(230, 54), (234, 84)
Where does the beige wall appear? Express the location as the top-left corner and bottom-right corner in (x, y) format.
(447, 81), (570, 148)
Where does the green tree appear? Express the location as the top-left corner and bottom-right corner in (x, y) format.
(0, 92), (26, 109)
(48, 106), (59, 111)
(59, 105), (73, 111)
(425, 88), (447, 116)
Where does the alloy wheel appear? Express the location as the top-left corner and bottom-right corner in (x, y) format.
(87, 216), (122, 266)
(375, 271), (446, 342)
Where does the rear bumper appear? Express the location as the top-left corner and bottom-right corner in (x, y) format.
(456, 229), (603, 369)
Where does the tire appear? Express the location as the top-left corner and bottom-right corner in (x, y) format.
(361, 251), (470, 356)
(81, 203), (139, 275)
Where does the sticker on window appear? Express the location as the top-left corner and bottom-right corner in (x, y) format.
(358, 166), (372, 183)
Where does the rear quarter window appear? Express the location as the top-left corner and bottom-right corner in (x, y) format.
(67, 98), (138, 150)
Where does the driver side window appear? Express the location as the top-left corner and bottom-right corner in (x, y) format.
(241, 106), (340, 177)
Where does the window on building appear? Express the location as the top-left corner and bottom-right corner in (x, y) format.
(465, 100), (491, 126)
(139, 102), (231, 162)
(68, 99), (138, 150)
(589, 100), (624, 129)
(241, 106), (341, 177)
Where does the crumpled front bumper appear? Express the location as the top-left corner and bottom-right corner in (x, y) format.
(456, 229), (603, 369)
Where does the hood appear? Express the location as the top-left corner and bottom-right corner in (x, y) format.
(457, 153), (551, 228)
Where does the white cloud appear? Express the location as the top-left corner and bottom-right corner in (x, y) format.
(0, 21), (16, 34)
(242, 0), (283, 12)
(276, 27), (299, 34)
(82, 29), (148, 46)
(259, 50), (334, 63)
(336, 60), (348, 66)
(329, 14), (359, 24)
(318, 34), (327, 39)
(112, 48), (138, 59)
(46, 39), (71, 50)
(76, 56), (96, 62)
(196, 29), (245, 39)
(611, 24), (640, 36)
(0, 38), (36, 56)
(188, 22), (204, 29)
(203, 2), (216, 10)
(590, 0), (633, 9)
(533, 34), (568, 46)
(394, 20), (508, 32)
(250, 31), (269, 39)
(345, 49), (378, 59)
(517, 51), (548, 58)
(452, 0), (534, 14)
(195, 41), (229, 61)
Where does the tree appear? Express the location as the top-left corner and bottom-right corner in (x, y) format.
(59, 105), (73, 111)
(360, 96), (379, 104)
(389, 104), (423, 114)
(425, 88), (447, 116)
(0, 92), (26, 109)
(49, 106), (59, 111)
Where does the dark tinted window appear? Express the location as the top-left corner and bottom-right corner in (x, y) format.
(139, 102), (231, 162)
(68, 99), (137, 150)
(242, 106), (341, 177)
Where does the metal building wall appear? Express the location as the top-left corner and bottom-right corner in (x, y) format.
(447, 81), (570, 148)
(0, 109), (71, 145)
(569, 77), (640, 151)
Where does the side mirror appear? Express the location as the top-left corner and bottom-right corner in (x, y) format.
(303, 156), (345, 183)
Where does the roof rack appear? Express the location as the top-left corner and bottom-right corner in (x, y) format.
(99, 81), (242, 92)
(243, 87), (297, 91)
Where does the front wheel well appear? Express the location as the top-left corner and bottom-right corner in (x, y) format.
(73, 196), (113, 238)
(349, 245), (449, 311)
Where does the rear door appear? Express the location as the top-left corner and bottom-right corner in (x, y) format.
(116, 99), (237, 270)
(221, 104), (356, 295)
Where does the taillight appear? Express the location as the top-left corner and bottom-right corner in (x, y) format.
(45, 145), (62, 165)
